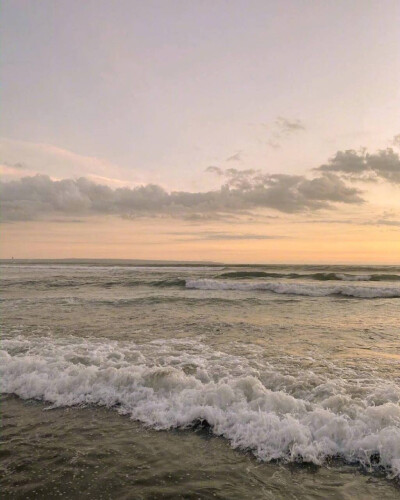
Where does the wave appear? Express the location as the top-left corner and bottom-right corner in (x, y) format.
(218, 271), (400, 282)
(151, 278), (187, 287)
(186, 279), (400, 298)
(3, 274), (400, 292)
(1, 336), (399, 479)
(0, 295), (258, 308)
(1, 277), (188, 289)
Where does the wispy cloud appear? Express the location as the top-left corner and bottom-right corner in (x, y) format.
(168, 231), (286, 241)
(2, 161), (27, 169)
(392, 134), (400, 149)
(299, 217), (400, 228)
(257, 116), (306, 149)
(226, 152), (242, 162)
(0, 137), (138, 187)
(275, 116), (306, 135)
(364, 219), (400, 227)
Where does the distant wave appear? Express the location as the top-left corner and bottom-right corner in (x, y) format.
(3, 274), (400, 292)
(151, 278), (187, 287)
(2, 336), (399, 479)
(218, 271), (400, 282)
(0, 295), (259, 308)
(1, 277), (187, 289)
(186, 279), (400, 298)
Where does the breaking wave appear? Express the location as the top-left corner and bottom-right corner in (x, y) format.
(218, 271), (400, 281)
(186, 279), (400, 298)
(3, 273), (400, 292)
(1, 336), (399, 479)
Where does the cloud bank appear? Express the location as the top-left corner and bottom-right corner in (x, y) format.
(1, 168), (363, 222)
(3, 140), (399, 222)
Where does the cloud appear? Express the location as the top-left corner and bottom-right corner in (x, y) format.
(259, 116), (305, 149)
(275, 117), (306, 135)
(170, 231), (286, 241)
(3, 161), (27, 169)
(226, 152), (242, 162)
(220, 168), (258, 189)
(207, 168), (363, 209)
(364, 219), (400, 227)
(392, 135), (400, 149)
(298, 217), (400, 228)
(205, 166), (224, 176)
(50, 219), (85, 224)
(0, 168), (364, 222)
(0, 137), (139, 187)
(316, 140), (400, 184)
(266, 140), (281, 150)
(181, 212), (242, 222)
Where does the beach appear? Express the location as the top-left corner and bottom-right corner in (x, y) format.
(1, 261), (399, 498)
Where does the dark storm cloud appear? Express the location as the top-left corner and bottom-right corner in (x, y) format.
(316, 144), (400, 184)
(0, 167), (364, 222)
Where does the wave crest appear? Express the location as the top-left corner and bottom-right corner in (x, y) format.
(218, 271), (400, 282)
(186, 279), (400, 298)
(1, 336), (400, 478)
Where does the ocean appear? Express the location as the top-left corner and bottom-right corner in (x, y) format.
(1, 261), (400, 499)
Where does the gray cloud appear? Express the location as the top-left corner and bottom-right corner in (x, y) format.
(0, 168), (364, 222)
(205, 166), (224, 176)
(364, 219), (400, 228)
(181, 212), (241, 223)
(174, 231), (285, 241)
(2, 161), (27, 169)
(226, 152), (242, 162)
(50, 218), (86, 224)
(275, 117), (306, 135)
(316, 143), (400, 184)
(202, 233), (282, 240)
(299, 217), (400, 228)
(260, 116), (305, 149)
(392, 135), (400, 149)
(266, 140), (281, 150)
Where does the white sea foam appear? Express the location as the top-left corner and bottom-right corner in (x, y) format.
(334, 273), (372, 281)
(186, 279), (400, 298)
(1, 336), (399, 478)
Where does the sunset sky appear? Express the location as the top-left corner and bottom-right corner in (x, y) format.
(1, 0), (400, 263)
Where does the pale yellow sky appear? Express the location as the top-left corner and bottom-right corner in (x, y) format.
(2, 211), (400, 264)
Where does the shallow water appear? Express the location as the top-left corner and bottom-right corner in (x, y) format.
(1, 395), (398, 499)
(1, 262), (400, 498)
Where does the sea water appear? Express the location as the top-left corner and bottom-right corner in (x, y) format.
(1, 261), (399, 499)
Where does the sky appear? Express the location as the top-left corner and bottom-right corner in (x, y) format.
(1, 0), (400, 263)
